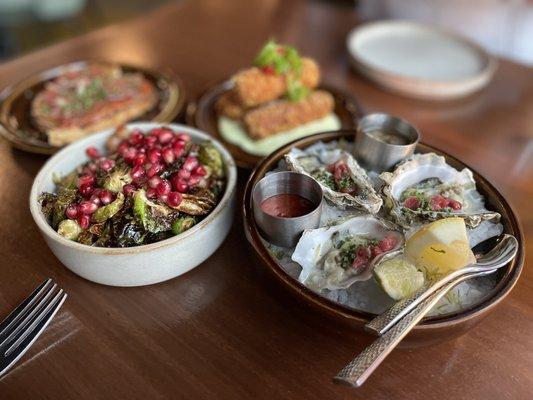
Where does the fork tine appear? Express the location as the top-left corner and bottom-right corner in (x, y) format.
(0, 291), (67, 378)
(4, 290), (67, 357)
(0, 279), (53, 337)
(0, 283), (57, 348)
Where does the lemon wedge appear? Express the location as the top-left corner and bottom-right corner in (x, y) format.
(374, 257), (425, 300)
(405, 217), (475, 277)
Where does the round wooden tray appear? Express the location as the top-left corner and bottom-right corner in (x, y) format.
(0, 60), (186, 155)
(186, 80), (362, 168)
(243, 130), (524, 346)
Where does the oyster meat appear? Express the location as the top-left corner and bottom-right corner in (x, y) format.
(285, 144), (382, 213)
(292, 215), (404, 292)
(381, 153), (500, 228)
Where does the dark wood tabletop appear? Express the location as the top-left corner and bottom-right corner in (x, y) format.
(0, 1), (531, 399)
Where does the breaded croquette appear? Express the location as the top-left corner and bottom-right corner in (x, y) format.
(233, 58), (320, 108)
(243, 90), (334, 139)
(215, 91), (245, 119)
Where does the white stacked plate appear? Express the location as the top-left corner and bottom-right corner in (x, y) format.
(346, 21), (497, 100)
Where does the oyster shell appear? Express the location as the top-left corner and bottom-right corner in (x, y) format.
(285, 144), (382, 213)
(292, 215), (404, 292)
(380, 153), (500, 228)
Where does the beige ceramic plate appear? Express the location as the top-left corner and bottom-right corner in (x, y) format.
(0, 60), (185, 155)
(346, 21), (497, 100)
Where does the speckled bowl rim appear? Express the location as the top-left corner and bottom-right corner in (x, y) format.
(243, 130), (525, 329)
(29, 122), (237, 255)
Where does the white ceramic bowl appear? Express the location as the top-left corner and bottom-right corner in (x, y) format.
(30, 123), (237, 287)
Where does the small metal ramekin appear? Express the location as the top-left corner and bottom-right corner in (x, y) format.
(252, 171), (323, 248)
(355, 113), (420, 172)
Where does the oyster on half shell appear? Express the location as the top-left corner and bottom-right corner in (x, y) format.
(285, 145), (382, 213)
(381, 153), (500, 229)
(292, 215), (404, 292)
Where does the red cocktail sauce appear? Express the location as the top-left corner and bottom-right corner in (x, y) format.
(260, 194), (315, 218)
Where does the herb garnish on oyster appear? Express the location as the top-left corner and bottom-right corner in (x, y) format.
(381, 153), (500, 228)
(285, 144), (382, 213)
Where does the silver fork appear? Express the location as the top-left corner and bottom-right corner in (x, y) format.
(0, 278), (67, 378)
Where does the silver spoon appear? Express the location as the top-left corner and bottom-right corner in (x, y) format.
(365, 234), (518, 336)
(333, 234), (518, 388)
(334, 269), (492, 387)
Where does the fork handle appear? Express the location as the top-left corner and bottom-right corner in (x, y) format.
(334, 271), (490, 388)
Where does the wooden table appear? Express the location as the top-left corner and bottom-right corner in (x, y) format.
(0, 1), (531, 398)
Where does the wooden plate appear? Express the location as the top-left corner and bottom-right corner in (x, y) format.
(346, 21), (497, 100)
(0, 60), (186, 155)
(243, 130), (524, 346)
(186, 80), (362, 168)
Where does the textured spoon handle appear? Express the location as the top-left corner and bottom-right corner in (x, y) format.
(365, 281), (433, 335)
(334, 271), (490, 388)
(334, 287), (443, 387)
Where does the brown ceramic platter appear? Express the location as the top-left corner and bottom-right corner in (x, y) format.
(186, 80), (362, 169)
(243, 130), (524, 344)
(0, 60), (185, 155)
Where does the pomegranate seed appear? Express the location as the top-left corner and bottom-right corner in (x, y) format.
(167, 192), (182, 207)
(89, 195), (101, 206)
(178, 169), (190, 179)
(123, 147), (138, 164)
(65, 204), (78, 219)
(170, 174), (188, 192)
(143, 135), (158, 148)
(176, 133), (191, 142)
(352, 256), (367, 270)
(148, 175), (163, 189)
(370, 246), (383, 258)
(188, 174), (201, 186)
(156, 180), (171, 196)
(357, 246), (371, 259)
(182, 156), (198, 172)
(77, 214), (90, 229)
(148, 148), (162, 164)
(162, 147), (175, 164)
(150, 128), (164, 137)
(158, 193), (168, 203)
(123, 184), (136, 196)
(430, 195), (447, 211)
(158, 130), (174, 144)
(146, 163), (163, 178)
(88, 163), (98, 172)
(129, 130), (144, 145)
(78, 174), (95, 188)
(78, 183), (94, 198)
(100, 159), (115, 172)
(173, 147), (185, 159)
(131, 165), (145, 181)
(193, 165), (206, 176)
(134, 153), (147, 166)
(172, 140), (185, 151)
(99, 190), (114, 205)
(79, 201), (98, 215)
(146, 188), (157, 199)
(117, 142), (129, 156)
(85, 146), (100, 159)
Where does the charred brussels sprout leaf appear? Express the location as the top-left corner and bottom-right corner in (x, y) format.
(103, 167), (132, 193)
(92, 193), (125, 223)
(198, 142), (225, 178)
(39, 192), (57, 223)
(52, 188), (78, 229)
(172, 216), (196, 235)
(114, 221), (147, 247)
(57, 219), (82, 241)
(133, 189), (178, 233)
(52, 170), (78, 189)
